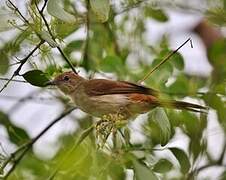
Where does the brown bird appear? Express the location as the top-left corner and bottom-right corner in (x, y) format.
(48, 71), (206, 119)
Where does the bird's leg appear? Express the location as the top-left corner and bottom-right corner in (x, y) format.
(95, 108), (129, 148)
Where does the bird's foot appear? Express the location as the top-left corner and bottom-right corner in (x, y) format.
(95, 113), (128, 148)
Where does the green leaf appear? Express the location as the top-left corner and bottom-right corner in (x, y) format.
(64, 40), (84, 55)
(22, 70), (50, 87)
(167, 75), (189, 95)
(170, 52), (184, 70)
(206, 8), (226, 26)
(0, 30), (30, 75)
(170, 148), (191, 174)
(0, 8), (17, 32)
(0, 111), (30, 145)
(203, 93), (226, 127)
(133, 160), (158, 180)
(145, 8), (168, 22)
(53, 19), (79, 38)
(153, 159), (173, 173)
(39, 30), (59, 48)
(90, 0), (110, 23)
(47, 0), (75, 23)
(148, 108), (171, 146)
(0, 52), (9, 75)
(220, 170), (226, 180)
(99, 55), (123, 73)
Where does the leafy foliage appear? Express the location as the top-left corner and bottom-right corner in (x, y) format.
(0, 0), (226, 179)
(22, 70), (50, 87)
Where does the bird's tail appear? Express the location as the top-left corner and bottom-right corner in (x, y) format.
(156, 100), (207, 113)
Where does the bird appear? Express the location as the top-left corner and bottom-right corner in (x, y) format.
(47, 71), (206, 120)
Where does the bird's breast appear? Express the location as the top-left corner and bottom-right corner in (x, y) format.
(70, 90), (129, 117)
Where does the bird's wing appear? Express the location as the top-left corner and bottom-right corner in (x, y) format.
(83, 79), (159, 96)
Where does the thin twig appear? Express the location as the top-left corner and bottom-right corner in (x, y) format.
(0, 75), (14, 93)
(0, 78), (27, 83)
(7, 0), (30, 25)
(0, 95), (56, 105)
(2, 107), (76, 179)
(138, 38), (192, 83)
(40, 0), (48, 13)
(0, 41), (44, 93)
(35, 0), (77, 74)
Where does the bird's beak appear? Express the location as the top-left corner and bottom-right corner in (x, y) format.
(45, 80), (57, 86)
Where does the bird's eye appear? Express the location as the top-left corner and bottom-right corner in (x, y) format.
(63, 76), (70, 81)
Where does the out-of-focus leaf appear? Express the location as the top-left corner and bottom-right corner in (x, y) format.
(39, 30), (59, 48)
(167, 75), (189, 95)
(203, 93), (226, 127)
(208, 40), (226, 67)
(64, 40), (84, 55)
(206, 8), (226, 26)
(148, 108), (171, 146)
(145, 8), (168, 22)
(53, 19), (80, 38)
(170, 52), (184, 70)
(0, 52), (9, 75)
(133, 160), (158, 180)
(22, 70), (50, 87)
(15, 152), (48, 178)
(0, 30), (30, 74)
(0, 111), (30, 145)
(208, 40), (226, 84)
(170, 148), (191, 174)
(0, 8), (17, 32)
(99, 55), (123, 73)
(153, 159), (173, 173)
(90, 0), (110, 23)
(220, 170), (226, 180)
(47, 0), (75, 23)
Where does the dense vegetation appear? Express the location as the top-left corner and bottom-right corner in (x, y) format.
(0, 0), (226, 179)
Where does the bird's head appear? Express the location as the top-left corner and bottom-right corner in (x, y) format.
(47, 71), (85, 94)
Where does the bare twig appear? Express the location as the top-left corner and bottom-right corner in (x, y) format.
(40, 0), (48, 13)
(2, 107), (76, 179)
(0, 76), (14, 94)
(0, 78), (27, 83)
(7, 0), (30, 25)
(0, 41), (44, 93)
(138, 38), (192, 83)
(35, 0), (77, 74)
(0, 94), (56, 105)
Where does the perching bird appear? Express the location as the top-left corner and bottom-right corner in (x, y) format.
(47, 71), (206, 119)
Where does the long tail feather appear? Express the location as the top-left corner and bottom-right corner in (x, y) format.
(157, 100), (207, 113)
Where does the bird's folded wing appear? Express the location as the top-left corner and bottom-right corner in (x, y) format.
(84, 79), (159, 96)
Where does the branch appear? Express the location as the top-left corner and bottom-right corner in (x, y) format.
(0, 41), (44, 93)
(0, 78), (27, 83)
(40, 0), (48, 13)
(138, 38), (193, 83)
(35, 0), (77, 74)
(7, 0), (30, 25)
(2, 107), (76, 179)
(0, 94), (56, 105)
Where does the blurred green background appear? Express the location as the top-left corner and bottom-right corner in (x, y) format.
(0, 0), (226, 179)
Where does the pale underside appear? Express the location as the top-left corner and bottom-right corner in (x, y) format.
(70, 90), (154, 119)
